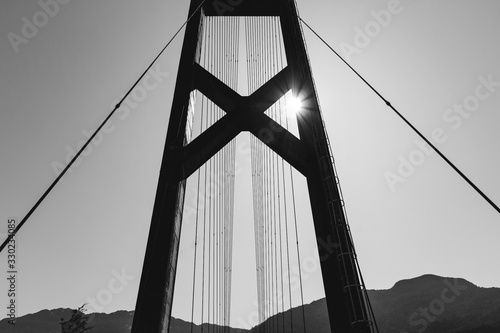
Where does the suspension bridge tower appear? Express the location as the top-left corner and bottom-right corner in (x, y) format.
(131, 1), (376, 332)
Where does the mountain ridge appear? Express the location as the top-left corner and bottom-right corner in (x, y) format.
(1, 274), (499, 332)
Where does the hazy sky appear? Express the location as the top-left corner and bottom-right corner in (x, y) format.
(1, 0), (499, 329)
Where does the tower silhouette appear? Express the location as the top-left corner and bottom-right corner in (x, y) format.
(131, 1), (376, 332)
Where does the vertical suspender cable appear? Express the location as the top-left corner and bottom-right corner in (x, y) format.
(225, 17), (232, 331)
(275, 17), (294, 333)
(208, 18), (213, 332)
(200, 16), (211, 333)
(190, 90), (205, 333)
(215, 17), (220, 330)
(195, 14), (237, 333)
(223, 17), (229, 331)
(201, 95), (208, 333)
(261, 16), (270, 331)
(268, 17), (279, 332)
(223, 17), (229, 330)
(247, 17), (261, 326)
(286, 117), (307, 333)
(271, 16), (286, 332)
(265, 18), (273, 330)
(263, 18), (270, 327)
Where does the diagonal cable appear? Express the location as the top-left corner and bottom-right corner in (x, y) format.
(300, 17), (500, 215)
(0, 0), (207, 254)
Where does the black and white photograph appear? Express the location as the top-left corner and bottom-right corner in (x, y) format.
(1, 1), (499, 332)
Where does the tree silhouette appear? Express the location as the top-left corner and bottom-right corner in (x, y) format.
(59, 304), (93, 333)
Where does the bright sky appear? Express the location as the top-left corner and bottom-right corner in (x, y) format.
(1, 0), (499, 329)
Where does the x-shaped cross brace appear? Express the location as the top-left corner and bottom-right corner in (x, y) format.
(180, 62), (310, 180)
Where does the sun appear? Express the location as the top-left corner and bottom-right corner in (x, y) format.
(286, 95), (303, 115)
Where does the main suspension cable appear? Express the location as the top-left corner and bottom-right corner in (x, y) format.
(0, 0), (208, 255)
(299, 18), (500, 215)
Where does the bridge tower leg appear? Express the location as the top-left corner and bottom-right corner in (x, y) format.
(131, 1), (375, 332)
